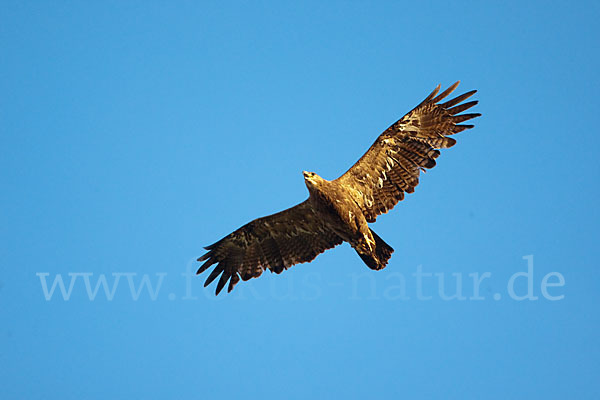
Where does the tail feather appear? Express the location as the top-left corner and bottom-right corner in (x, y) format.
(357, 230), (394, 271)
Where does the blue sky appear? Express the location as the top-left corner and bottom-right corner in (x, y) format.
(1, 1), (599, 399)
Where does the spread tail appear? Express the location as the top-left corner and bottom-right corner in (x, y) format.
(357, 229), (394, 271)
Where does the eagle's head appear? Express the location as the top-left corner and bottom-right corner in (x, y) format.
(303, 171), (325, 192)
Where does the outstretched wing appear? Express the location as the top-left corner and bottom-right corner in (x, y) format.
(197, 200), (343, 295)
(336, 81), (480, 222)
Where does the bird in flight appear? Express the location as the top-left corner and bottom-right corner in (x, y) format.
(198, 81), (480, 294)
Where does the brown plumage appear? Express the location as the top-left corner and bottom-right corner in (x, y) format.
(198, 81), (480, 294)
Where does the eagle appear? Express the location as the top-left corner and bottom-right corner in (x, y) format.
(198, 81), (480, 295)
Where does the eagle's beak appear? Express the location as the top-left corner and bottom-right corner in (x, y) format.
(302, 171), (309, 178)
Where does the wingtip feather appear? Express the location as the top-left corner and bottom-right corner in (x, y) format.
(204, 266), (223, 287)
(431, 81), (460, 103)
(442, 89), (477, 108)
(215, 273), (229, 295)
(448, 100), (478, 115)
(197, 257), (217, 274)
(421, 84), (441, 104)
(227, 273), (240, 293)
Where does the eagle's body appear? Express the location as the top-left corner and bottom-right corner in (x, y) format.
(303, 172), (392, 270)
(198, 82), (480, 294)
